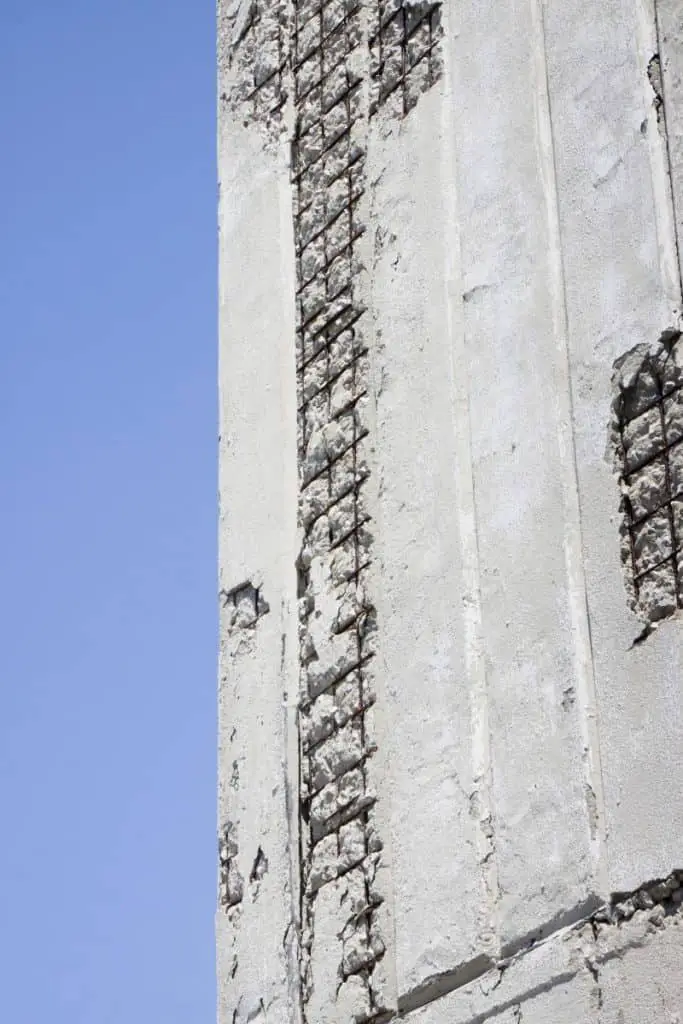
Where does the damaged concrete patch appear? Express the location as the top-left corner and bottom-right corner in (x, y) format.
(288, 0), (446, 1013)
(218, 0), (288, 140)
(250, 845), (269, 883)
(595, 869), (683, 926)
(288, 0), (418, 1013)
(219, 821), (244, 910)
(248, 845), (269, 900)
(221, 580), (270, 630)
(369, 0), (443, 117)
(647, 53), (665, 130)
(583, 870), (683, 1013)
(609, 330), (683, 633)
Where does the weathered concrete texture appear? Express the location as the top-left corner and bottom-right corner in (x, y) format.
(218, 0), (683, 1019)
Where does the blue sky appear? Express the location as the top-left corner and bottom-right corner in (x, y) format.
(0, 3), (216, 1020)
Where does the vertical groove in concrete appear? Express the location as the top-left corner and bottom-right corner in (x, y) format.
(442, 0), (499, 961)
(639, 0), (682, 312)
(529, 0), (608, 895)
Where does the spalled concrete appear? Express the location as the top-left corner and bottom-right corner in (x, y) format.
(218, 0), (683, 1020)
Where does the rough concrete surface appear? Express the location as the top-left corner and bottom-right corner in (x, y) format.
(218, 0), (683, 1020)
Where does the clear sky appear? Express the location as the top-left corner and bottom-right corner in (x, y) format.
(0, 3), (216, 1020)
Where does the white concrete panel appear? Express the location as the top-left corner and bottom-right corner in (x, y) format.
(217, 115), (300, 1024)
(657, 0), (683, 287)
(543, 0), (683, 890)
(449, 0), (599, 948)
(367, 84), (490, 997)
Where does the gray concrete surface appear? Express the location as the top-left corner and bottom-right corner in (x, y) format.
(218, 0), (683, 1020)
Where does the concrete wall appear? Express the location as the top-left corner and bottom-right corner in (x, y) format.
(218, 0), (683, 1021)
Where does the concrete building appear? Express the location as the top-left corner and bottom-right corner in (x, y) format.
(217, 0), (683, 1020)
